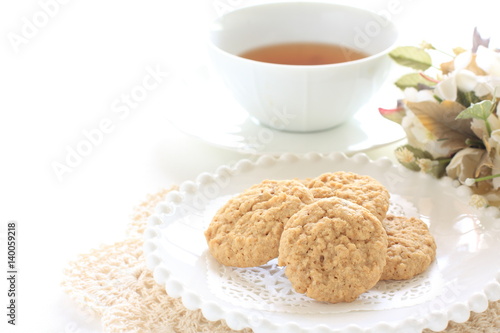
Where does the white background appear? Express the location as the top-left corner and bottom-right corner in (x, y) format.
(0, 0), (497, 332)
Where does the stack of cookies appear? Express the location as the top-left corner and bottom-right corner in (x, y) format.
(204, 171), (436, 304)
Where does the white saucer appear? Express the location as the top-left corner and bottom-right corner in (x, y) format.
(166, 65), (406, 154)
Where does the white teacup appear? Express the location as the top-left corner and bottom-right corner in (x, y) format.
(208, 2), (399, 132)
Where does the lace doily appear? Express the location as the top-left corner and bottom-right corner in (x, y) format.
(206, 194), (443, 314)
(62, 185), (500, 333)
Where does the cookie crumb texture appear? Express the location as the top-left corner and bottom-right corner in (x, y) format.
(307, 172), (390, 222)
(205, 180), (314, 267)
(381, 215), (437, 280)
(279, 197), (388, 303)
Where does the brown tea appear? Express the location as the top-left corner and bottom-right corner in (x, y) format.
(239, 42), (369, 65)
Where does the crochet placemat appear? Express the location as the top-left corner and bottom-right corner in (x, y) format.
(62, 187), (500, 333)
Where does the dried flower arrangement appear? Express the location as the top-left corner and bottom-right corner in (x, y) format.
(380, 28), (500, 207)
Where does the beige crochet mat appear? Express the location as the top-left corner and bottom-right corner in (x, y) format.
(62, 187), (500, 333)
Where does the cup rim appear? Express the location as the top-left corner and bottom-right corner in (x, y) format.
(208, 1), (400, 69)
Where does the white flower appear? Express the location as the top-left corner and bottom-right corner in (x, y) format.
(474, 80), (492, 97)
(435, 47), (500, 101)
(464, 178), (476, 186)
(401, 111), (432, 146)
(473, 114), (500, 142)
(490, 129), (500, 144)
(477, 76), (500, 98)
(445, 148), (486, 183)
(454, 51), (473, 71)
(469, 194), (488, 209)
(395, 147), (415, 164)
(403, 87), (435, 103)
(489, 113), (500, 129)
(417, 158), (437, 173)
(476, 45), (500, 77)
(434, 75), (457, 101)
(435, 68), (492, 101)
(455, 69), (479, 92)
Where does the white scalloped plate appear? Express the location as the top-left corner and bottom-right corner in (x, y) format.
(144, 153), (500, 333)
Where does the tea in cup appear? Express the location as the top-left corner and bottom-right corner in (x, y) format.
(208, 2), (399, 132)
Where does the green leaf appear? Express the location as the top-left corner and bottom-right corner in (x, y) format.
(433, 158), (450, 178)
(379, 101), (406, 125)
(389, 46), (432, 71)
(456, 100), (495, 121)
(394, 73), (436, 90)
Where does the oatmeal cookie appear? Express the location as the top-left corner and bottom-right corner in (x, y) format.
(306, 171), (390, 222)
(293, 177), (312, 187)
(205, 179), (315, 267)
(381, 215), (437, 280)
(278, 197), (388, 303)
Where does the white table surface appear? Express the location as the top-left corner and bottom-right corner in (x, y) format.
(0, 1), (496, 332)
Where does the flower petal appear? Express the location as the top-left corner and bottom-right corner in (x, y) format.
(434, 76), (457, 101)
(445, 148), (486, 182)
(454, 51), (472, 71)
(404, 87), (436, 102)
(455, 69), (478, 92)
(476, 45), (500, 76)
(490, 129), (500, 144)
